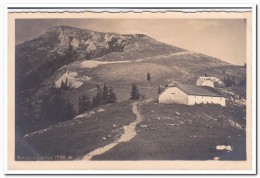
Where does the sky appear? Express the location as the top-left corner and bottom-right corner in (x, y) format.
(15, 19), (247, 65)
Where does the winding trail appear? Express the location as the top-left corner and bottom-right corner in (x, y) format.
(82, 99), (152, 160)
(81, 51), (196, 68)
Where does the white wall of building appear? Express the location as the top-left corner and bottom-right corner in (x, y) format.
(188, 95), (226, 106)
(159, 87), (188, 105)
(159, 87), (226, 106)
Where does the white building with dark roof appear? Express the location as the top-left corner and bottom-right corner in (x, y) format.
(196, 76), (225, 88)
(159, 84), (226, 106)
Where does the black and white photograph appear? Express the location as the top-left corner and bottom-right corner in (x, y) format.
(6, 8), (255, 172)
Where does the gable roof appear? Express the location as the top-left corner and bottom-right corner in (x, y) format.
(177, 84), (223, 97)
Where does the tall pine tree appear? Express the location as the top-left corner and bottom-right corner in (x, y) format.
(60, 80), (65, 89)
(60, 78), (71, 90)
(130, 84), (140, 100)
(147, 73), (151, 81)
(108, 86), (117, 103)
(102, 83), (109, 103)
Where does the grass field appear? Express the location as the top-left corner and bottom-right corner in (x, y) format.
(92, 101), (246, 160)
(16, 96), (246, 161)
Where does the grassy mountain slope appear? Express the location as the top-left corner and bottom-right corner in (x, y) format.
(16, 98), (246, 160)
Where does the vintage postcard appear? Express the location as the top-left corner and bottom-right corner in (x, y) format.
(7, 6), (255, 173)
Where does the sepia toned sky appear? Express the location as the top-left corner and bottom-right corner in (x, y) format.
(15, 19), (246, 65)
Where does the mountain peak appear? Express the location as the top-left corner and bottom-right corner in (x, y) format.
(47, 25), (92, 33)
(46, 25), (152, 38)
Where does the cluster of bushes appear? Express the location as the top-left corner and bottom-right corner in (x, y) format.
(43, 81), (149, 127)
(78, 83), (117, 114)
(223, 76), (236, 87)
(223, 76), (246, 87)
(73, 72), (152, 114)
(78, 83), (147, 114)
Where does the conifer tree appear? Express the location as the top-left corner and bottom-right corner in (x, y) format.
(147, 73), (151, 81)
(60, 80), (65, 89)
(60, 78), (71, 90)
(108, 86), (117, 103)
(130, 84), (141, 100)
(102, 83), (109, 103)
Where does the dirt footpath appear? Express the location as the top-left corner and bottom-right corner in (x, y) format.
(82, 99), (152, 160)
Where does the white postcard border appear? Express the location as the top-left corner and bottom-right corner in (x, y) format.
(2, 3), (257, 175)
